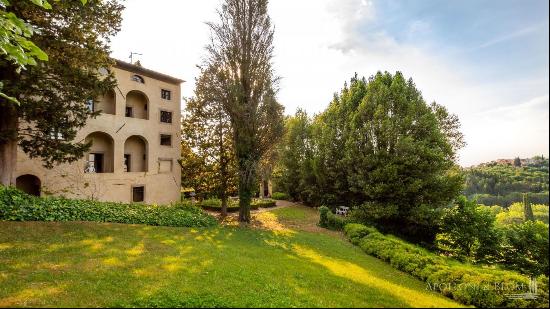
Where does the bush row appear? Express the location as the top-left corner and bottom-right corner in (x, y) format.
(199, 198), (241, 212)
(0, 186), (217, 228)
(271, 192), (289, 200)
(252, 198), (277, 208)
(343, 223), (549, 308)
(318, 206), (350, 230)
(198, 198), (276, 211)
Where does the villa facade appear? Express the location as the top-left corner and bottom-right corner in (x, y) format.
(14, 60), (183, 205)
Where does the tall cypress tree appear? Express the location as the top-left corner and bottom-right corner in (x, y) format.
(205, 0), (284, 222)
(523, 193), (535, 222)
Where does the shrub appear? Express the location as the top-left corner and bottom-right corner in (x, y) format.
(436, 196), (503, 264)
(272, 192), (289, 200)
(318, 206), (349, 230)
(200, 198), (222, 208)
(502, 220), (549, 277)
(318, 205), (329, 227)
(343, 223), (378, 245)
(199, 198), (262, 211)
(251, 198), (276, 208)
(0, 186), (217, 228)
(345, 223), (549, 308)
(199, 198), (241, 212)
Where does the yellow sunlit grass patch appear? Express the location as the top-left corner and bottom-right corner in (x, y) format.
(126, 243), (145, 256)
(292, 245), (463, 308)
(0, 284), (66, 307)
(103, 257), (123, 266)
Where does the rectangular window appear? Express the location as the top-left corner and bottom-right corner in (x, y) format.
(125, 106), (133, 117)
(158, 159), (173, 173)
(160, 134), (172, 146)
(160, 110), (172, 123)
(161, 89), (171, 100)
(86, 99), (94, 112)
(132, 186), (145, 202)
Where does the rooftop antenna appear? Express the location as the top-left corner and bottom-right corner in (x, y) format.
(129, 52), (142, 64)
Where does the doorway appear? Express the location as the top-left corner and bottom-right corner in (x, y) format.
(16, 174), (41, 196)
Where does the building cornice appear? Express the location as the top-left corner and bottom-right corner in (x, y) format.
(113, 59), (185, 85)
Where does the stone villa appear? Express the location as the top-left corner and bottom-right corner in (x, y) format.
(14, 60), (183, 204)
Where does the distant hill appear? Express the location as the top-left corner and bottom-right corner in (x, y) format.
(464, 155), (549, 207)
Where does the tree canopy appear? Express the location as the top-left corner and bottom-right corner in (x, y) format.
(275, 72), (464, 241)
(181, 65), (238, 216)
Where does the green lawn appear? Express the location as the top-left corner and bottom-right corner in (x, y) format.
(0, 205), (463, 308)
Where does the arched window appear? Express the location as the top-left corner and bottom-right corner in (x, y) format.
(16, 174), (41, 196)
(95, 89), (116, 115)
(84, 131), (114, 173)
(131, 74), (144, 83)
(124, 135), (148, 172)
(125, 90), (148, 119)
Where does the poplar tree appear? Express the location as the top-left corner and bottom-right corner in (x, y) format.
(205, 0), (284, 222)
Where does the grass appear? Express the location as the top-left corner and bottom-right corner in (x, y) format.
(0, 205), (464, 308)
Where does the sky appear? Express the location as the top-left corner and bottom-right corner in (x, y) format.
(110, 0), (549, 167)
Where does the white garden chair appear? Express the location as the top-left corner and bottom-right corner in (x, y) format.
(335, 206), (349, 216)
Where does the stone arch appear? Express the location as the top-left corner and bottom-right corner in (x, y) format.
(16, 174), (41, 196)
(125, 90), (148, 120)
(124, 135), (148, 172)
(96, 89), (116, 115)
(84, 131), (114, 173)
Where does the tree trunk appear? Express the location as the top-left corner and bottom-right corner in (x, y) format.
(220, 162), (228, 217)
(220, 155), (227, 218)
(221, 194), (228, 218)
(0, 102), (18, 186)
(238, 160), (257, 223)
(218, 113), (229, 218)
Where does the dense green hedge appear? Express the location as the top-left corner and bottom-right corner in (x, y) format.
(0, 186), (217, 227)
(271, 192), (289, 200)
(198, 198), (274, 212)
(199, 198), (241, 212)
(318, 206), (349, 230)
(344, 223), (549, 308)
(252, 198), (276, 208)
